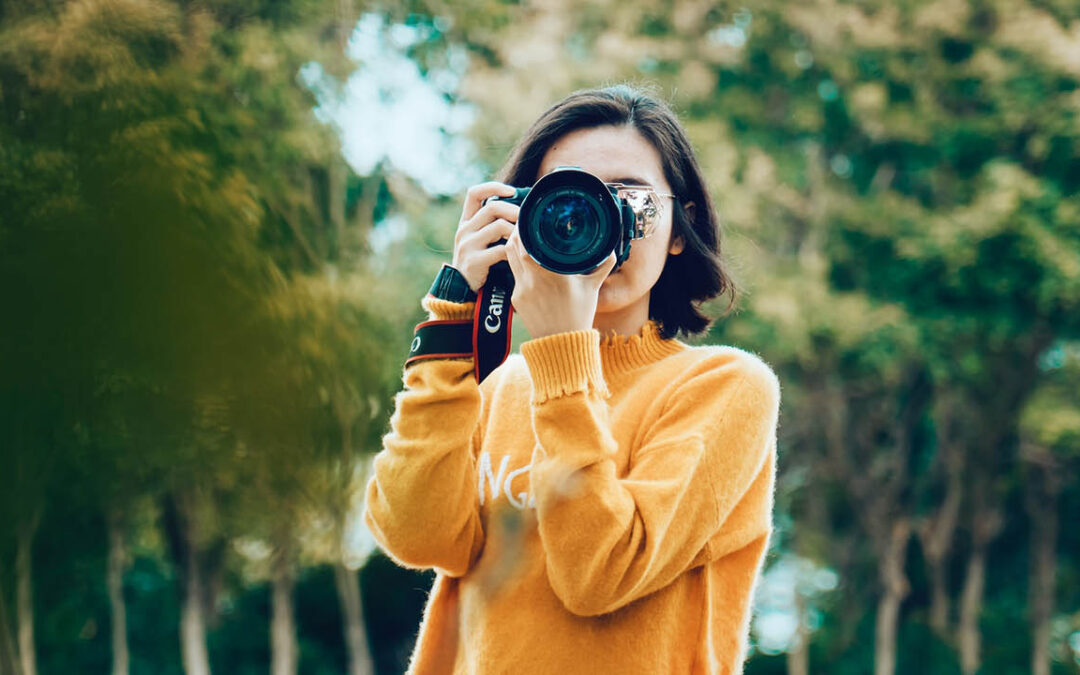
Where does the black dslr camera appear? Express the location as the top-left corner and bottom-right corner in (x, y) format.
(447, 166), (673, 383)
(485, 166), (667, 275)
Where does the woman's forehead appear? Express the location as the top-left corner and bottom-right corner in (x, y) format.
(537, 126), (667, 188)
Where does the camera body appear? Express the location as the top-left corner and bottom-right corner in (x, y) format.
(486, 166), (638, 275)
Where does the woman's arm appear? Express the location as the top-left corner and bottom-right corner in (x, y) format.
(520, 330), (780, 617)
(362, 295), (489, 578)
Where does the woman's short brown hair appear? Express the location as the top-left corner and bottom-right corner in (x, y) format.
(495, 84), (737, 340)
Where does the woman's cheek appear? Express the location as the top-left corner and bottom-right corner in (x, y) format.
(597, 274), (621, 305)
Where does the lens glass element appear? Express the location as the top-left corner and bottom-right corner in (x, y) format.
(533, 189), (607, 264)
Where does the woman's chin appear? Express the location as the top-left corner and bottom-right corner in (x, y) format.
(596, 285), (621, 311)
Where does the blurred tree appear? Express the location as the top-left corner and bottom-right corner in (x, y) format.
(1019, 349), (1080, 675)
(0, 0), (400, 673)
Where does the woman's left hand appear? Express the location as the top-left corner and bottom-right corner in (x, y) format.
(504, 227), (619, 340)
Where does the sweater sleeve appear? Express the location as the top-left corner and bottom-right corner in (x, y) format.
(362, 294), (488, 578)
(520, 329), (780, 617)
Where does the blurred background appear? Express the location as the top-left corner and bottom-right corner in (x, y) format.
(1, 0), (1078, 673)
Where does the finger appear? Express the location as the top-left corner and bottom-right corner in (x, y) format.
(505, 225), (521, 251)
(462, 244), (509, 292)
(503, 232), (522, 277)
(514, 234), (546, 273)
(586, 250), (618, 279)
(478, 243), (510, 271)
(459, 201), (519, 239)
(601, 250), (618, 274)
(468, 219), (516, 249)
(461, 182), (517, 223)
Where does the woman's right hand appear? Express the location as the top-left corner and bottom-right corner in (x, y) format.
(452, 182), (520, 293)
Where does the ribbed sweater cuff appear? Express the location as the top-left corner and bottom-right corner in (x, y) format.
(421, 294), (475, 321)
(520, 330), (610, 404)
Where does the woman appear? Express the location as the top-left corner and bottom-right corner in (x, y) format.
(364, 84), (781, 674)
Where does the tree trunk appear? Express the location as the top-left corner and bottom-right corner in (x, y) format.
(959, 491), (1003, 675)
(16, 510), (40, 675)
(107, 509), (131, 675)
(928, 557), (949, 635)
(178, 494), (211, 675)
(1024, 453), (1061, 675)
(786, 584), (809, 675)
(0, 563), (23, 675)
(334, 561), (375, 675)
(874, 519), (911, 675)
(328, 156), (347, 261)
(1028, 516), (1056, 675)
(328, 391), (375, 675)
(958, 545), (985, 675)
(270, 546), (298, 675)
(919, 395), (964, 637)
(919, 470), (961, 637)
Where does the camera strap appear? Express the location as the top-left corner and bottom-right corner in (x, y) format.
(405, 260), (515, 383)
(405, 318), (473, 367)
(472, 260), (515, 383)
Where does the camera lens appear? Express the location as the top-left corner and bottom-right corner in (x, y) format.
(532, 188), (606, 264)
(516, 167), (623, 274)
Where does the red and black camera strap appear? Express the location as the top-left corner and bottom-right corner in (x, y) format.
(404, 261), (515, 384)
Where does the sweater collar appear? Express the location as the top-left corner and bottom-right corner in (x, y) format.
(598, 319), (687, 379)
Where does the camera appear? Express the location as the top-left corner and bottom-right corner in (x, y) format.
(486, 166), (644, 275)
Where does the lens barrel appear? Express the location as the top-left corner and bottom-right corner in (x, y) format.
(485, 167), (634, 274)
(520, 168), (623, 274)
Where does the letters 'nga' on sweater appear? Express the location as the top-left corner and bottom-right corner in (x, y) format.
(363, 294), (782, 674)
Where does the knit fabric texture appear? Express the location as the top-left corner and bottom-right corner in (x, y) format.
(363, 294), (782, 674)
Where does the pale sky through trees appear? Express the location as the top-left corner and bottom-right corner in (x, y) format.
(300, 13), (483, 198)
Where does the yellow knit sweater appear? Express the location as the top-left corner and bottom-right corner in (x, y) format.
(364, 295), (781, 674)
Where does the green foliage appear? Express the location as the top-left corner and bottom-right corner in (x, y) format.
(3, 0), (1079, 673)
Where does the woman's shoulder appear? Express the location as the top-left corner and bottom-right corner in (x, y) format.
(667, 342), (780, 400)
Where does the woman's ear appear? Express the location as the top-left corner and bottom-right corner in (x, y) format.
(669, 201), (694, 255)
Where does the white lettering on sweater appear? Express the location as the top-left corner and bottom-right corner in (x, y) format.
(477, 451), (536, 510)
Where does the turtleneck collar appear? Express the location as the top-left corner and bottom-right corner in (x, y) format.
(597, 319), (687, 379)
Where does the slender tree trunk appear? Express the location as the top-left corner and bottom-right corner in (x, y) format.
(928, 558), (949, 634)
(1028, 516), (1056, 675)
(270, 546), (298, 675)
(920, 526), (949, 634)
(915, 483), (959, 635)
(959, 490), (1003, 675)
(334, 561), (375, 675)
(328, 395), (375, 675)
(107, 508), (130, 675)
(919, 396), (964, 638)
(178, 493), (211, 675)
(874, 519), (911, 675)
(786, 585), (809, 675)
(1024, 454), (1061, 675)
(958, 545), (985, 675)
(16, 510), (40, 675)
(920, 470), (962, 636)
(181, 550), (211, 675)
(329, 156), (346, 261)
(0, 564), (23, 675)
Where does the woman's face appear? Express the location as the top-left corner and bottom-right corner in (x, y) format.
(534, 124), (685, 320)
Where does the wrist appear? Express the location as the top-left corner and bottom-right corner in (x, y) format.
(429, 263), (478, 303)
(422, 294), (475, 321)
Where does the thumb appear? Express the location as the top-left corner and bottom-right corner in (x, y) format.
(588, 250), (618, 280)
